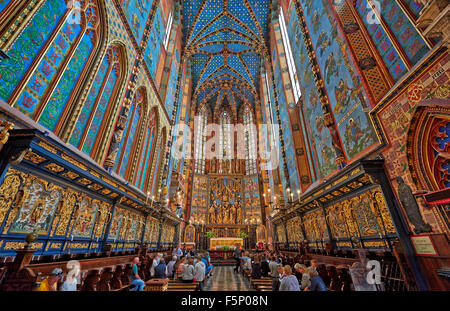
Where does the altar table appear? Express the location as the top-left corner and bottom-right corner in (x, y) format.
(210, 238), (243, 249)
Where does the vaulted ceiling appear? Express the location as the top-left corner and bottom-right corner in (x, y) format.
(182, 0), (271, 111)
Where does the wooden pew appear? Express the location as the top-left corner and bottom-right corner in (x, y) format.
(167, 279), (198, 291)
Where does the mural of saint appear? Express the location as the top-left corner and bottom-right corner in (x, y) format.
(312, 10), (321, 35)
(11, 181), (61, 234)
(317, 31), (331, 57)
(324, 52), (339, 84)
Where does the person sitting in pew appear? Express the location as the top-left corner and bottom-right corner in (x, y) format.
(154, 258), (168, 279)
(279, 265), (300, 291)
(129, 257), (145, 291)
(305, 267), (327, 291)
(61, 260), (80, 291)
(35, 268), (63, 291)
(182, 258), (195, 283)
(193, 256), (206, 291)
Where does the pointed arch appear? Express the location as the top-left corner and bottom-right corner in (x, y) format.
(67, 43), (127, 161)
(150, 126), (168, 196)
(113, 86), (148, 180)
(134, 106), (160, 192)
(194, 104), (211, 174)
(5, 0), (107, 134)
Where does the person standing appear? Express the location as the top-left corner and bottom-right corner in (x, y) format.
(260, 255), (270, 277)
(251, 256), (262, 279)
(150, 254), (160, 278)
(234, 244), (242, 273)
(167, 256), (177, 279)
(269, 256), (279, 278)
(129, 257), (145, 291)
(154, 258), (168, 279)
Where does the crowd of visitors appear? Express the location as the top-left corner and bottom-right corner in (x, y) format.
(236, 251), (328, 291)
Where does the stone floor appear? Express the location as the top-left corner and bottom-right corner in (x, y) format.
(204, 266), (255, 291)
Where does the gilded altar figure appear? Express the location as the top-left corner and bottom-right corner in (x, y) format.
(30, 198), (46, 226)
(209, 204), (216, 224)
(237, 205), (242, 224)
(211, 158), (217, 173)
(230, 203), (236, 223)
(216, 208), (222, 224)
(223, 209), (228, 224)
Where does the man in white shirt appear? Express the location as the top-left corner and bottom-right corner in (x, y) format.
(194, 256), (206, 291)
(150, 254), (160, 278)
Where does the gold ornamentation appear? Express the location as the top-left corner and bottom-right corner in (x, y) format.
(24, 151), (46, 164)
(90, 170), (100, 178)
(67, 242), (89, 249)
(364, 241), (387, 248)
(0, 120), (14, 144)
(38, 142), (57, 154)
(54, 190), (77, 236)
(62, 171), (79, 180)
(62, 154), (87, 170)
(101, 189), (112, 195)
(50, 243), (62, 249)
(90, 184), (102, 191)
(434, 84), (450, 99)
(3, 242), (43, 250)
(77, 178), (92, 186)
(0, 171), (21, 225)
(101, 177), (118, 188)
(45, 163), (65, 173)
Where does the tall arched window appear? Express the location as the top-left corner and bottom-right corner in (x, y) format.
(113, 87), (146, 180)
(134, 107), (158, 191)
(68, 46), (123, 158)
(150, 127), (167, 196)
(194, 106), (208, 174)
(218, 110), (232, 174)
(243, 106), (257, 175)
(0, 0), (67, 101)
(7, 1), (102, 134)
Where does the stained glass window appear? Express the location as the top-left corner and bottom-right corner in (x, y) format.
(12, 1), (101, 135)
(219, 111), (232, 174)
(279, 6), (301, 103)
(194, 106), (208, 174)
(244, 106), (257, 175)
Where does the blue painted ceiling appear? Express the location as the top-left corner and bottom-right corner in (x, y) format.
(182, 0), (271, 110)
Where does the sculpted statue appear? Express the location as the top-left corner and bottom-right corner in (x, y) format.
(396, 177), (432, 234)
(212, 158), (217, 173)
(223, 208), (229, 224)
(237, 206), (242, 224)
(209, 204), (216, 224)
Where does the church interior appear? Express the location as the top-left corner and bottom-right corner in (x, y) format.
(0, 0), (449, 292)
